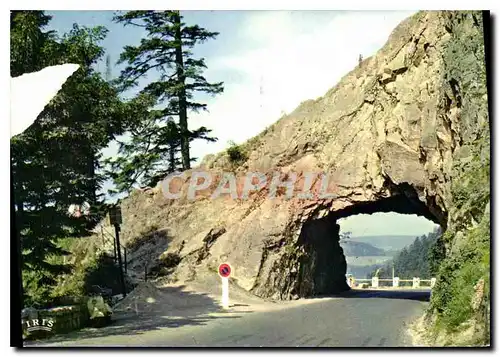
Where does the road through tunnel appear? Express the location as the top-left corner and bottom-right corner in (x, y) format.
(253, 183), (444, 300)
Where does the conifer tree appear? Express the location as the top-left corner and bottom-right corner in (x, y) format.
(108, 10), (223, 192)
(11, 11), (126, 305)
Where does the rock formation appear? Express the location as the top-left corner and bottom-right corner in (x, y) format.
(104, 11), (489, 301)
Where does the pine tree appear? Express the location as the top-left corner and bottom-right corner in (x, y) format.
(107, 10), (223, 192)
(369, 230), (443, 280)
(10, 11), (57, 76)
(11, 10), (66, 305)
(11, 11), (126, 305)
(429, 231), (446, 276)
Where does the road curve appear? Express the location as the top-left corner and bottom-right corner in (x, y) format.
(30, 289), (430, 347)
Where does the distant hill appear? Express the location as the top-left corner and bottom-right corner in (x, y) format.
(340, 240), (387, 257)
(367, 228), (442, 279)
(349, 235), (417, 251)
(341, 239), (394, 278)
(347, 263), (385, 278)
(345, 256), (392, 265)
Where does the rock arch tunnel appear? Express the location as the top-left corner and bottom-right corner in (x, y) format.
(251, 182), (445, 300)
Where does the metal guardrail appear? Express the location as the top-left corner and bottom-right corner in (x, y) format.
(354, 279), (433, 282)
(348, 277), (436, 289)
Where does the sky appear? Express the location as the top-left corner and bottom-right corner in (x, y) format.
(338, 213), (437, 237)
(45, 10), (439, 237)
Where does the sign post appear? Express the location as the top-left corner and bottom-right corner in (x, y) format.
(218, 263), (232, 309)
(221, 276), (229, 309)
(109, 205), (126, 297)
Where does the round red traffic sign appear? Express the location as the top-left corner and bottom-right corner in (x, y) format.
(218, 263), (232, 278)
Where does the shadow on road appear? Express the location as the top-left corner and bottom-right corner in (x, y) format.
(318, 288), (431, 302)
(27, 285), (253, 345)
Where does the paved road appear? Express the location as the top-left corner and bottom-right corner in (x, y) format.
(30, 289), (429, 347)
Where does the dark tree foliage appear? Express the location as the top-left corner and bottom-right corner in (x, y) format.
(11, 11), (126, 306)
(367, 227), (443, 279)
(10, 11), (56, 76)
(83, 253), (133, 296)
(106, 10), (223, 193)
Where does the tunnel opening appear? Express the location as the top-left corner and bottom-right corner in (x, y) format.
(287, 184), (445, 299)
(339, 212), (441, 284)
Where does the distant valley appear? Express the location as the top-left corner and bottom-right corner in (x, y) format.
(346, 235), (418, 251)
(340, 240), (386, 257)
(341, 235), (419, 278)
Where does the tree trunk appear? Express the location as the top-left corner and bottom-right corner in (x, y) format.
(169, 143), (176, 172)
(173, 11), (190, 170)
(90, 155), (97, 205)
(13, 161), (25, 255)
(87, 142), (97, 206)
(11, 160), (24, 346)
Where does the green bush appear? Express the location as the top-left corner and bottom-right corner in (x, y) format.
(226, 140), (248, 165)
(427, 124), (490, 343)
(430, 208), (490, 335)
(23, 270), (56, 308)
(441, 261), (482, 329)
(50, 251), (133, 305)
(82, 253), (128, 296)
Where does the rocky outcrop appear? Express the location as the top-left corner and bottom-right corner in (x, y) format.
(104, 11), (488, 301)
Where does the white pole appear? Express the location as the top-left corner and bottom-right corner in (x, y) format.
(430, 277), (437, 288)
(221, 277), (229, 309)
(412, 277), (420, 289)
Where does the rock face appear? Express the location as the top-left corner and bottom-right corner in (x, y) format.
(107, 11), (489, 300)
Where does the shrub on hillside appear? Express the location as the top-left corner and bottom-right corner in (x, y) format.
(226, 140), (248, 165)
